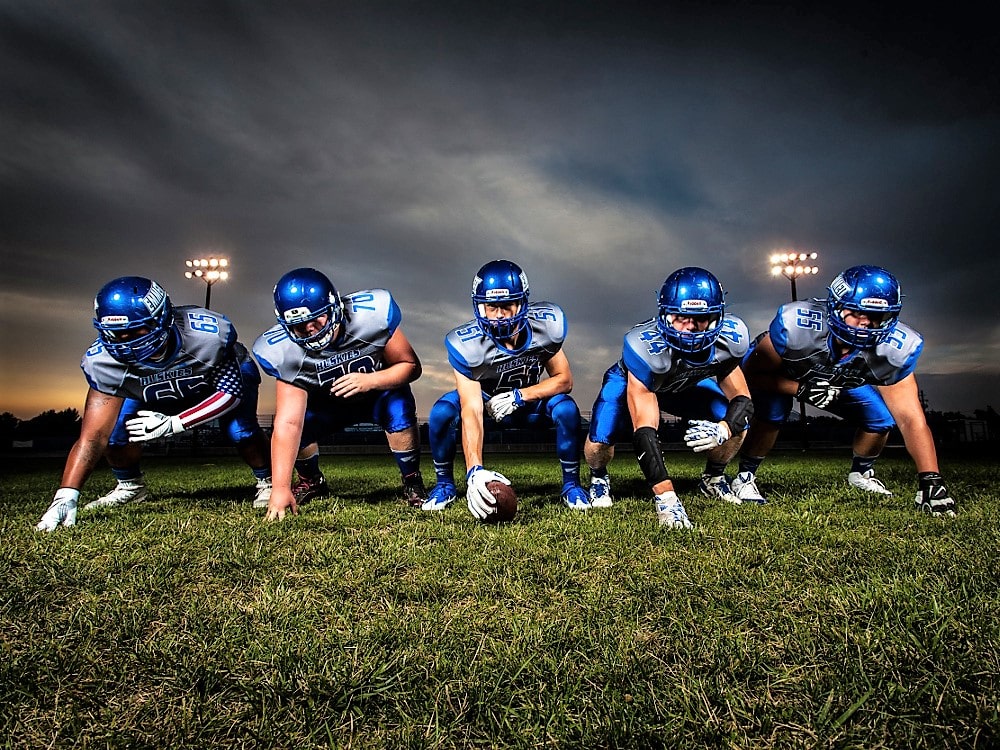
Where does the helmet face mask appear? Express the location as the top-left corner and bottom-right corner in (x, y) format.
(656, 267), (725, 354)
(273, 268), (344, 351)
(472, 260), (530, 344)
(93, 277), (175, 364)
(826, 265), (902, 347)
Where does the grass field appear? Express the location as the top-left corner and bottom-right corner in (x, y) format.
(3, 449), (998, 749)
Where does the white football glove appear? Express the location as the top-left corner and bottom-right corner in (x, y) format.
(796, 380), (841, 409)
(684, 420), (731, 452)
(126, 410), (186, 442)
(36, 488), (80, 532)
(465, 465), (512, 520)
(485, 389), (524, 421)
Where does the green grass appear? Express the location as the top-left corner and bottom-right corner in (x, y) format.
(2, 450), (998, 748)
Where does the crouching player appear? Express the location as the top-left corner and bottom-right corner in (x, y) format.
(37, 276), (272, 531)
(735, 264), (956, 516)
(425, 259), (590, 517)
(584, 267), (756, 528)
(253, 267), (426, 521)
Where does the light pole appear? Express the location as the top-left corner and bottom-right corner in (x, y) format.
(769, 250), (820, 449)
(184, 257), (230, 310)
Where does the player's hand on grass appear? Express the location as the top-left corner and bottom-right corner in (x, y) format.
(36, 488), (79, 532)
(465, 465), (511, 520)
(684, 420), (731, 452)
(126, 410), (185, 442)
(265, 488), (299, 522)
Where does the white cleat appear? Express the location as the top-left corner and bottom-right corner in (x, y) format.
(589, 475), (613, 508)
(655, 491), (692, 529)
(253, 477), (273, 509)
(848, 470), (893, 496)
(698, 474), (741, 504)
(84, 477), (148, 509)
(731, 472), (767, 504)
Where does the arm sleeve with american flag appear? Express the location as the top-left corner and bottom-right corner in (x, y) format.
(172, 356), (246, 430)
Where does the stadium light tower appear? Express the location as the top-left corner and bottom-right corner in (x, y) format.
(184, 257), (230, 309)
(769, 250), (820, 449)
(769, 250), (819, 302)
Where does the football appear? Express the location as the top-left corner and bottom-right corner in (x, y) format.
(482, 480), (518, 524)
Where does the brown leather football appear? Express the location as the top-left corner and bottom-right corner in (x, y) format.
(483, 480), (518, 523)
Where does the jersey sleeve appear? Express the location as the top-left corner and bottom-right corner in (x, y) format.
(538, 302), (567, 345)
(767, 305), (791, 357)
(875, 323), (924, 384)
(445, 327), (482, 378)
(252, 327), (291, 381)
(621, 333), (657, 391)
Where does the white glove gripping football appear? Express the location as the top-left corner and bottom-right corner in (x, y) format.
(126, 410), (186, 442)
(36, 488), (80, 532)
(485, 389), (524, 421)
(796, 380), (841, 409)
(465, 465), (512, 520)
(684, 420), (731, 453)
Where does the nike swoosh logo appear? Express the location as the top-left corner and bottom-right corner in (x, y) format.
(637, 452), (646, 462)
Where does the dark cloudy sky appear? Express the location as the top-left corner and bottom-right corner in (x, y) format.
(2, 1), (998, 421)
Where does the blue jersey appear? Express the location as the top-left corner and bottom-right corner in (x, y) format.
(767, 300), (922, 387)
(253, 289), (402, 394)
(82, 305), (252, 407)
(444, 301), (566, 396)
(621, 314), (751, 393)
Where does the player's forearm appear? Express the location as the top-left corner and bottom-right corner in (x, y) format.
(369, 362), (420, 390)
(897, 417), (940, 474)
(176, 391), (241, 430)
(520, 373), (572, 402)
(59, 437), (107, 489)
(270, 422), (301, 490)
(460, 409), (486, 468)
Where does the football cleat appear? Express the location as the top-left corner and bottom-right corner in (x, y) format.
(421, 481), (457, 511)
(847, 470), (893, 496)
(698, 473), (741, 504)
(589, 475), (613, 508)
(402, 472), (428, 508)
(655, 491), (692, 529)
(731, 471), (767, 504)
(84, 477), (148, 509)
(253, 477), (273, 509)
(914, 485), (957, 517)
(291, 474), (329, 505)
(561, 482), (592, 511)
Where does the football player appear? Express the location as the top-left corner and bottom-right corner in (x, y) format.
(253, 267), (426, 521)
(734, 264), (956, 516)
(424, 259), (590, 518)
(584, 267), (755, 529)
(36, 277), (272, 531)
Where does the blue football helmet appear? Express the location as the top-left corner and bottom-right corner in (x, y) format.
(472, 259), (530, 343)
(656, 267), (726, 354)
(93, 276), (175, 364)
(827, 265), (902, 347)
(273, 267), (344, 351)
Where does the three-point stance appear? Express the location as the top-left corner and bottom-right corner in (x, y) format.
(425, 259), (589, 519)
(584, 267), (755, 528)
(37, 277), (272, 531)
(253, 268), (426, 521)
(735, 265), (956, 516)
